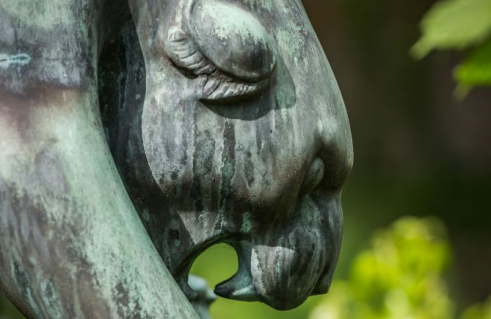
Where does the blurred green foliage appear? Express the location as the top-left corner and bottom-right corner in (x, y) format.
(310, 217), (455, 319)
(412, 0), (491, 89)
(310, 217), (491, 319)
(456, 41), (491, 88)
(0, 292), (23, 319)
(461, 297), (491, 319)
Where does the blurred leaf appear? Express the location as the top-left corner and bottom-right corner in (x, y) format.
(460, 297), (491, 319)
(311, 216), (456, 319)
(311, 216), (491, 319)
(455, 40), (491, 87)
(412, 0), (491, 58)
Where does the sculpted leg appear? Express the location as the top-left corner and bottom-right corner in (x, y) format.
(0, 1), (199, 318)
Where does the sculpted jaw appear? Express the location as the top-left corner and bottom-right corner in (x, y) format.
(103, 0), (353, 311)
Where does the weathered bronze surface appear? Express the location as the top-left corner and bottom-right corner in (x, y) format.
(0, 1), (200, 318)
(1, 0), (353, 316)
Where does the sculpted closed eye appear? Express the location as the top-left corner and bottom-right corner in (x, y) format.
(164, 0), (276, 101)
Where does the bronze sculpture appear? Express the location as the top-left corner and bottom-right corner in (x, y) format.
(0, 0), (353, 317)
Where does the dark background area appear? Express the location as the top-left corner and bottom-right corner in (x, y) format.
(303, 0), (491, 308)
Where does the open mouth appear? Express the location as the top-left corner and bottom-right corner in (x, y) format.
(173, 236), (334, 311)
(171, 237), (265, 305)
(172, 235), (237, 301)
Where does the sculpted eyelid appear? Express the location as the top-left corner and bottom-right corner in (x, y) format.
(164, 0), (276, 101)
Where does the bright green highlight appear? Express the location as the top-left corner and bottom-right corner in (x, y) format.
(413, 0), (491, 90)
(311, 217), (491, 319)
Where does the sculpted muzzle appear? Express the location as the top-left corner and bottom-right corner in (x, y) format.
(214, 200), (343, 310)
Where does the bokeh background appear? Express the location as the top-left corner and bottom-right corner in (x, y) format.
(1, 0), (490, 318)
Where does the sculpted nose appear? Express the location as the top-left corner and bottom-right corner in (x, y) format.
(299, 157), (325, 196)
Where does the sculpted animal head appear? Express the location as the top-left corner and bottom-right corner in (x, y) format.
(100, 0), (353, 311)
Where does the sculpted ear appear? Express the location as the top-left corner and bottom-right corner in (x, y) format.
(164, 0), (277, 101)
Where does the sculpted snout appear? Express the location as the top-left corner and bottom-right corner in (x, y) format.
(214, 193), (344, 310)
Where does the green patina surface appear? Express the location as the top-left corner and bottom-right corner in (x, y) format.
(0, 0), (200, 318)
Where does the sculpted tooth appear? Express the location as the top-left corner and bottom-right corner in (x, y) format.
(214, 246), (259, 302)
(214, 268), (258, 301)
